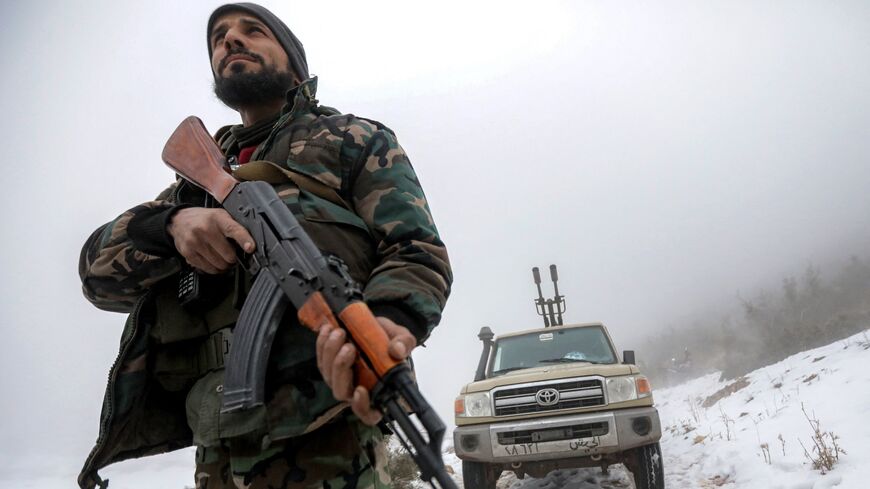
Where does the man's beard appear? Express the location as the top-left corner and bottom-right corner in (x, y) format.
(213, 63), (295, 110)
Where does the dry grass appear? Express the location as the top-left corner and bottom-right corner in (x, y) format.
(799, 403), (846, 474)
(760, 443), (771, 464)
(718, 405), (735, 441)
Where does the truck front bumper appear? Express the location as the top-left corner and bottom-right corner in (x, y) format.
(453, 406), (661, 463)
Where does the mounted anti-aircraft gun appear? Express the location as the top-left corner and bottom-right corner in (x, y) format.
(532, 264), (566, 327)
(453, 266), (665, 489)
(473, 265), (564, 382)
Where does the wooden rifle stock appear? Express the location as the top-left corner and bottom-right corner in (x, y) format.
(297, 292), (384, 390)
(162, 116), (238, 202)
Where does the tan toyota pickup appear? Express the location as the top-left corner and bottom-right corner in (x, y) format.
(453, 323), (664, 489)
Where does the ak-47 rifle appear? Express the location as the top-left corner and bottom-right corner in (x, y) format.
(161, 116), (457, 489)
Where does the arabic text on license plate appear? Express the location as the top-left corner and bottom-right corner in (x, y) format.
(569, 436), (602, 452)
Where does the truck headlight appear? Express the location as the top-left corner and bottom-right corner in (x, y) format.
(606, 375), (652, 403)
(606, 376), (638, 403)
(456, 392), (492, 417)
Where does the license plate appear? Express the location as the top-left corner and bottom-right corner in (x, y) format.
(491, 413), (618, 458)
(531, 428), (573, 442)
(499, 435), (605, 457)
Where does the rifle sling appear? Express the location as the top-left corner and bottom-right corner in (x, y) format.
(232, 160), (351, 211)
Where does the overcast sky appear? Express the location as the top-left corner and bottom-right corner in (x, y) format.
(1, 0), (869, 482)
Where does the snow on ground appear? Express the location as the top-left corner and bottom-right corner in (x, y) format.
(656, 329), (870, 489)
(441, 439), (635, 489)
(450, 329), (870, 489)
(3, 330), (867, 488)
(0, 448), (197, 489)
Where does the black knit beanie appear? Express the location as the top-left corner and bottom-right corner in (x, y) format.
(207, 3), (309, 82)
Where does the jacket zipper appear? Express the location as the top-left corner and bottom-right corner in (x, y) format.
(80, 292), (149, 487)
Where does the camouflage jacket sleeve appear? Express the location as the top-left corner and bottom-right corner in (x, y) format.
(79, 182), (185, 313)
(346, 122), (452, 342)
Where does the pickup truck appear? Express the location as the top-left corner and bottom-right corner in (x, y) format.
(453, 322), (664, 489)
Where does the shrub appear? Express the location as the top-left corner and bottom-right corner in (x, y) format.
(387, 439), (421, 489)
(799, 404), (846, 474)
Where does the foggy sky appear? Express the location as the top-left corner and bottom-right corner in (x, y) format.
(1, 0), (869, 480)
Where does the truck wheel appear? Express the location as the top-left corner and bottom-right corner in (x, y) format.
(462, 461), (501, 489)
(628, 442), (664, 489)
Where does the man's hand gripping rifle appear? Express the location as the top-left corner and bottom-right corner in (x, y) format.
(162, 117), (457, 489)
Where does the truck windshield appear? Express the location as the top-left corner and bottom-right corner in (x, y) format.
(490, 326), (617, 377)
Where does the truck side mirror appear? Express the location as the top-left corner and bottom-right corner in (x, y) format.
(622, 350), (636, 365)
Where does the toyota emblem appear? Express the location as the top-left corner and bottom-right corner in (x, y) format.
(535, 388), (560, 406)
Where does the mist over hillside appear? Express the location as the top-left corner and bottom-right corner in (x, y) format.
(639, 253), (870, 387)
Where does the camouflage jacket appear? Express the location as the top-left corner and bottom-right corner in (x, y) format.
(77, 78), (451, 489)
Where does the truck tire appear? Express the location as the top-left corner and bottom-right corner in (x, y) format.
(628, 442), (665, 489)
(462, 461), (501, 489)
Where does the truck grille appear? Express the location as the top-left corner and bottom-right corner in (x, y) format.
(497, 421), (609, 445)
(493, 379), (605, 416)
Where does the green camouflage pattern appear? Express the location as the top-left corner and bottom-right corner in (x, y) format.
(194, 416), (390, 489)
(79, 192), (181, 313)
(77, 77), (451, 489)
(237, 77), (451, 330)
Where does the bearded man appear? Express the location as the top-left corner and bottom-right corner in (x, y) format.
(77, 4), (451, 488)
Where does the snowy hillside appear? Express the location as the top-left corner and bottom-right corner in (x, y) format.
(655, 329), (870, 489)
(449, 328), (869, 489)
(4, 330), (867, 488)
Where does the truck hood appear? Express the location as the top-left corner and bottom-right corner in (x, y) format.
(461, 363), (638, 394)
